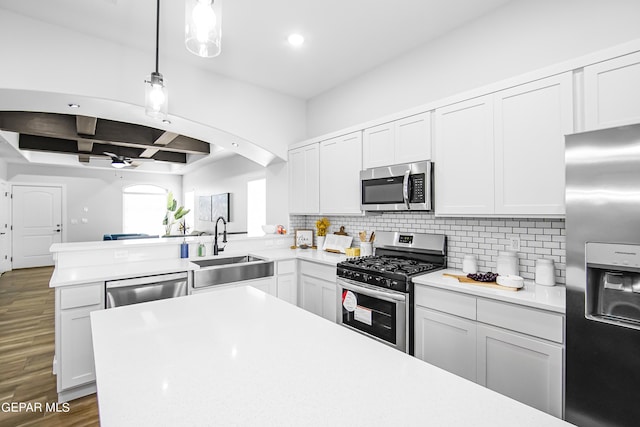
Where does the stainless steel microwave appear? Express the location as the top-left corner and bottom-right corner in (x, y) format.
(360, 161), (432, 211)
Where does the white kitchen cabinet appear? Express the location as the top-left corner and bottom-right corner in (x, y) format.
(414, 306), (477, 382)
(276, 259), (297, 305)
(434, 95), (494, 215)
(477, 324), (563, 418)
(584, 51), (640, 130)
(494, 74), (572, 215)
(55, 282), (104, 402)
(414, 284), (564, 418)
(435, 73), (572, 216)
(363, 112), (431, 169)
(320, 132), (362, 214)
(288, 143), (319, 214)
(298, 260), (337, 322)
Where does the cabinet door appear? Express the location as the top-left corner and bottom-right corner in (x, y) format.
(320, 132), (362, 214)
(246, 277), (277, 296)
(434, 96), (494, 215)
(300, 275), (337, 322)
(584, 51), (640, 130)
(415, 306), (477, 382)
(276, 273), (297, 305)
(494, 73), (573, 215)
(477, 324), (563, 418)
(395, 112), (431, 164)
(289, 144), (319, 214)
(363, 122), (395, 168)
(60, 305), (102, 390)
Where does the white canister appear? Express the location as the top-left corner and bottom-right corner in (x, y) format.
(462, 254), (478, 274)
(535, 258), (556, 286)
(497, 251), (518, 276)
(360, 242), (373, 257)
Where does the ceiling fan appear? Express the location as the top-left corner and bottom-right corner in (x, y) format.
(104, 152), (134, 168)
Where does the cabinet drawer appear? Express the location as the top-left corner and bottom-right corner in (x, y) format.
(60, 282), (104, 310)
(415, 285), (476, 320)
(277, 259), (296, 275)
(299, 261), (335, 282)
(477, 299), (564, 343)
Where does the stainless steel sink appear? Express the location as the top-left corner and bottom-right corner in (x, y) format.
(192, 255), (274, 288)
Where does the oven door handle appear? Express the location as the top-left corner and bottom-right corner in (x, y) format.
(339, 279), (406, 303)
(402, 169), (411, 210)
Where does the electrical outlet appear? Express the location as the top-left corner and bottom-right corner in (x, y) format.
(508, 237), (521, 251)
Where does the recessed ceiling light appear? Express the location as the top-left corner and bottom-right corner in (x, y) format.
(68, 103), (80, 108)
(231, 142), (239, 147)
(287, 34), (304, 47)
(162, 119), (171, 124)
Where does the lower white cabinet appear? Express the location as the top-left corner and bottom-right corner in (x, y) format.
(414, 285), (564, 418)
(55, 282), (104, 402)
(298, 260), (337, 322)
(276, 259), (297, 305)
(414, 306), (477, 382)
(476, 324), (563, 418)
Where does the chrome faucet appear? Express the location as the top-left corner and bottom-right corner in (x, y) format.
(213, 216), (227, 255)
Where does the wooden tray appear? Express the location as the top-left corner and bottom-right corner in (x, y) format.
(442, 273), (520, 292)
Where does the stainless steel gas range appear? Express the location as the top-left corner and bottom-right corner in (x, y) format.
(336, 231), (447, 354)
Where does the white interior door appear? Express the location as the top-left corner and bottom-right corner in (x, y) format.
(0, 181), (10, 273)
(12, 185), (63, 268)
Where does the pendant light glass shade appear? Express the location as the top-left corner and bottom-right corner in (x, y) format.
(185, 0), (222, 58)
(145, 71), (168, 119)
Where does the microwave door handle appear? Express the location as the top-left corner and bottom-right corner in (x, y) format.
(403, 170), (411, 209)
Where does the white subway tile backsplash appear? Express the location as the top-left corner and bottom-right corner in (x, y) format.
(290, 212), (566, 285)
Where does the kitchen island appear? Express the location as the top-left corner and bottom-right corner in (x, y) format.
(90, 286), (571, 426)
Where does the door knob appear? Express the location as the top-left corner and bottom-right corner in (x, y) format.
(55, 229), (61, 232)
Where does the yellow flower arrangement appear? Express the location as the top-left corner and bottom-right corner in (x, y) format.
(315, 217), (331, 237)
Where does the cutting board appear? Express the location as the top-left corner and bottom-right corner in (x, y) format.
(322, 234), (353, 253)
(442, 273), (520, 292)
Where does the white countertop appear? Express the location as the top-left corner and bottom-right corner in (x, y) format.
(49, 259), (197, 287)
(90, 286), (571, 427)
(50, 247), (345, 287)
(414, 269), (566, 313)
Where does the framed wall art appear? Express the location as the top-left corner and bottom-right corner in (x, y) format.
(295, 229), (313, 247)
(211, 193), (230, 222)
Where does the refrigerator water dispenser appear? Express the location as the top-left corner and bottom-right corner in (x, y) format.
(585, 242), (640, 330)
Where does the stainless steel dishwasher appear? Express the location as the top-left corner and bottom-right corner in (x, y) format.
(105, 272), (189, 308)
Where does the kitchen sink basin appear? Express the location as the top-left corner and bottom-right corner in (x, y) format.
(192, 255), (274, 288)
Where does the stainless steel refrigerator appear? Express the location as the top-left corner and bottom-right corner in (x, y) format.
(566, 123), (640, 427)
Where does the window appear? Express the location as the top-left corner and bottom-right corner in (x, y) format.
(123, 184), (167, 235)
(247, 178), (266, 236)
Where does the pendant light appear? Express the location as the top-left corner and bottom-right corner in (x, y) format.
(145, 0), (168, 120)
(185, 0), (222, 58)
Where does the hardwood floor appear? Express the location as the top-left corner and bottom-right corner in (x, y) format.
(0, 267), (99, 427)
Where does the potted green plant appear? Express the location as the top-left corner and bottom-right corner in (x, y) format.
(163, 192), (190, 236)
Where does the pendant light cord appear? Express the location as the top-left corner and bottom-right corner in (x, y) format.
(155, 0), (160, 73)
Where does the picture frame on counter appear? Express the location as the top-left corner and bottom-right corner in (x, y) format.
(295, 229), (313, 247)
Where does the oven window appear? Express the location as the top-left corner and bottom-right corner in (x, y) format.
(342, 290), (396, 344)
(362, 177), (404, 204)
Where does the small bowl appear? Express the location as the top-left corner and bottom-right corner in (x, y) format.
(261, 224), (276, 234)
(298, 244), (309, 250)
(496, 274), (524, 289)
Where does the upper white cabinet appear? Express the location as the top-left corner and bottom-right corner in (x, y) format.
(435, 73), (573, 216)
(494, 74), (573, 215)
(584, 51), (640, 130)
(363, 112), (431, 169)
(288, 143), (319, 214)
(320, 132), (362, 214)
(435, 96), (494, 215)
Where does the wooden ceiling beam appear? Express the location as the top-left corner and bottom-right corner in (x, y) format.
(75, 115), (97, 136)
(153, 131), (179, 146)
(77, 139), (94, 153)
(19, 134), (187, 163)
(0, 111), (210, 155)
(140, 148), (160, 158)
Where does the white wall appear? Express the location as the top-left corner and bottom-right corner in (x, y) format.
(0, 9), (306, 162)
(0, 159), (7, 181)
(306, 0), (640, 137)
(7, 164), (182, 242)
(265, 160), (289, 227)
(182, 155), (267, 234)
